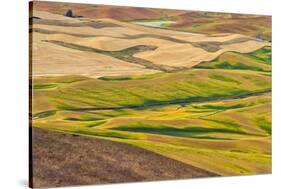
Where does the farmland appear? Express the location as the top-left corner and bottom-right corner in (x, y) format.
(30, 1), (271, 187)
(32, 69), (271, 175)
(32, 1), (271, 40)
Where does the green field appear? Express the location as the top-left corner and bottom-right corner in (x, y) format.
(130, 20), (176, 28)
(32, 46), (272, 175)
(195, 47), (272, 72)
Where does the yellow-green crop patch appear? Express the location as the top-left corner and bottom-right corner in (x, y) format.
(32, 69), (271, 114)
(31, 46), (271, 176)
(33, 86), (272, 175)
(195, 47), (272, 72)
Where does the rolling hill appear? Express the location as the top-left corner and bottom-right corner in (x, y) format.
(31, 1), (271, 40)
(30, 10), (270, 77)
(30, 2), (272, 187)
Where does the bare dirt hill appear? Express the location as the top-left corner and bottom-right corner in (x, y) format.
(30, 127), (218, 188)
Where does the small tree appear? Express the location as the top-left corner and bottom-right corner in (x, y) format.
(65, 9), (73, 17)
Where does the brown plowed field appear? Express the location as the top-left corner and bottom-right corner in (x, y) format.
(30, 127), (218, 188)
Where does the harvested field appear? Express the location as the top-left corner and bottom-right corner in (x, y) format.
(30, 127), (217, 188)
(32, 18), (120, 28)
(32, 10), (80, 22)
(31, 32), (159, 77)
(30, 10), (271, 77)
(32, 23), (146, 38)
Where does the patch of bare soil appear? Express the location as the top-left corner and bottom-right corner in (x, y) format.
(30, 127), (218, 188)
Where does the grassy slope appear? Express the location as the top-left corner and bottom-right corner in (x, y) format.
(33, 91), (271, 175)
(32, 69), (271, 114)
(32, 62), (272, 175)
(195, 47), (271, 72)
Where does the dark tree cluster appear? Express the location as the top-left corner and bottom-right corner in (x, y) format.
(65, 9), (73, 17)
